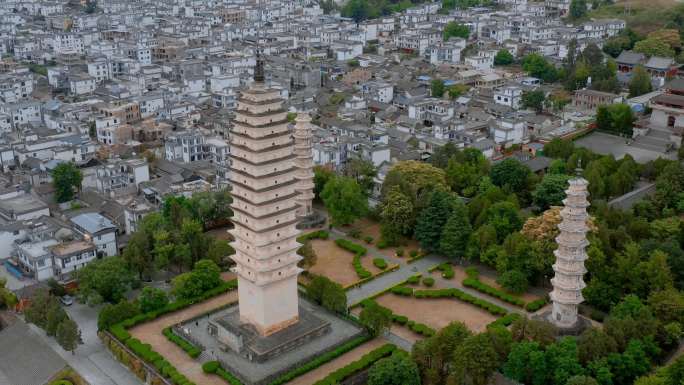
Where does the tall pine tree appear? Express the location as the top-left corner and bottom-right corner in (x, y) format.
(415, 190), (456, 252)
(439, 201), (472, 259)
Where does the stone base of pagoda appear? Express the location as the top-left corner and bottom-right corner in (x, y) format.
(214, 303), (331, 363)
(296, 210), (326, 229)
(181, 298), (364, 385)
(533, 311), (591, 336)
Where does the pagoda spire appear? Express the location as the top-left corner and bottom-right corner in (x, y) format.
(548, 173), (590, 330)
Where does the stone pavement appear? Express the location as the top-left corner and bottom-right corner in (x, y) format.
(28, 302), (143, 385)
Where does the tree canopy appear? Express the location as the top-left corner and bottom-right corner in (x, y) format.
(51, 162), (83, 203)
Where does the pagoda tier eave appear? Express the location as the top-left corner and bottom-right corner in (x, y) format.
(229, 153), (296, 166)
(230, 177), (298, 193)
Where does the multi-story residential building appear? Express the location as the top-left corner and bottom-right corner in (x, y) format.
(0, 73), (34, 103)
(70, 212), (118, 257)
(89, 159), (150, 195)
(494, 86), (523, 110)
(426, 38), (467, 65)
(572, 89), (623, 112)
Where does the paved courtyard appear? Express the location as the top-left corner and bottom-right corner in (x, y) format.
(574, 131), (676, 163)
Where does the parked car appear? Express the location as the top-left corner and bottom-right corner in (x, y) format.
(60, 295), (74, 306)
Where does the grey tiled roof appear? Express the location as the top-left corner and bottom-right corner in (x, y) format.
(0, 320), (66, 385)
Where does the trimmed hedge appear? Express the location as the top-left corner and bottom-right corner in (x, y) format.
(373, 258), (388, 270)
(413, 288), (507, 316)
(297, 230), (329, 243)
(268, 335), (371, 385)
(335, 238), (367, 255)
(422, 277), (435, 287)
(487, 313), (522, 329)
(462, 278), (525, 307)
(465, 266), (479, 279)
(312, 344), (397, 385)
(163, 328), (201, 358)
(202, 360), (242, 385)
(525, 297), (549, 312)
(391, 286), (413, 296)
(407, 250), (426, 264)
(50, 381), (73, 385)
(106, 279), (238, 385)
(336, 238), (372, 279)
(407, 320), (436, 336)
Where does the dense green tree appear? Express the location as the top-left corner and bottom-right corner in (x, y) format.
(413, 321), (471, 385)
(522, 53), (559, 83)
(313, 166), (335, 200)
(380, 187), (415, 245)
(544, 138), (575, 160)
(344, 158), (377, 195)
(494, 49), (515, 65)
(415, 190), (457, 252)
(307, 275), (347, 314)
(359, 301), (392, 337)
(341, 0), (371, 22)
(97, 300), (140, 330)
(546, 337), (584, 385)
(0, 277), (17, 310)
(634, 38), (675, 58)
(321, 176), (368, 226)
(629, 66), (653, 97)
(498, 269), (529, 294)
(76, 257), (136, 304)
(533, 174), (571, 210)
(443, 21), (469, 41)
(25, 289), (52, 329)
(490, 158), (532, 195)
(431, 79), (445, 97)
(138, 287), (168, 313)
(569, 0), (587, 19)
(581, 43), (604, 67)
(56, 318), (81, 354)
(368, 351), (421, 385)
(577, 328), (618, 364)
(503, 341), (548, 385)
(452, 333), (501, 385)
(484, 201), (523, 242)
(381, 160), (447, 206)
(439, 201), (472, 259)
(172, 259), (222, 300)
(566, 375), (599, 385)
(45, 300), (67, 336)
(522, 90), (546, 113)
(51, 162), (83, 203)
(511, 317), (557, 346)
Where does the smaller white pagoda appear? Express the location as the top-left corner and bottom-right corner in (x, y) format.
(548, 172), (590, 330)
(293, 113), (315, 218)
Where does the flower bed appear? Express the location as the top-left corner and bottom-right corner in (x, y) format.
(162, 327), (201, 358)
(267, 335), (372, 385)
(312, 344), (397, 385)
(106, 279), (239, 385)
(462, 277), (526, 307)
(413, 288), (508, 316)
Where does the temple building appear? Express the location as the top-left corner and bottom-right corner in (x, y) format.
(293, 113), (315, 218)
(548, 171), (590, 332)
(634, 78), (684, 152)
(228, 52), (303, 337)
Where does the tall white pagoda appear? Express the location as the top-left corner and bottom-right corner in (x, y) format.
(548, 172), (590, 330)
(293, 113), (315, 218)
(228, 52), (302, 337)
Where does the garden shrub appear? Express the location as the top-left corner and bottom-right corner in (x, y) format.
(297, 230), (329, 243)
(372, 258), (388, 269)
(364, 236), (374, 244)
(376, 239), (388, 249)
(406, 274), (421, 284)
(50, 381), (73, 385)
(436, 263), (455, 279)
(422, 277), (435, 287)
(352, 255), (372, 279)
(312, 344), (396, 385)
(525, 297), (549, 312)
(396, 248), (404, 257)
(462, 278), (525, 307)
(268, 336), (371, 385)
(409, 250), (418, 258)
(392, 315), (408, 325)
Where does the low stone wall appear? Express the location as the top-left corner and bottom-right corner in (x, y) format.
(99, 331), (172, 385)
